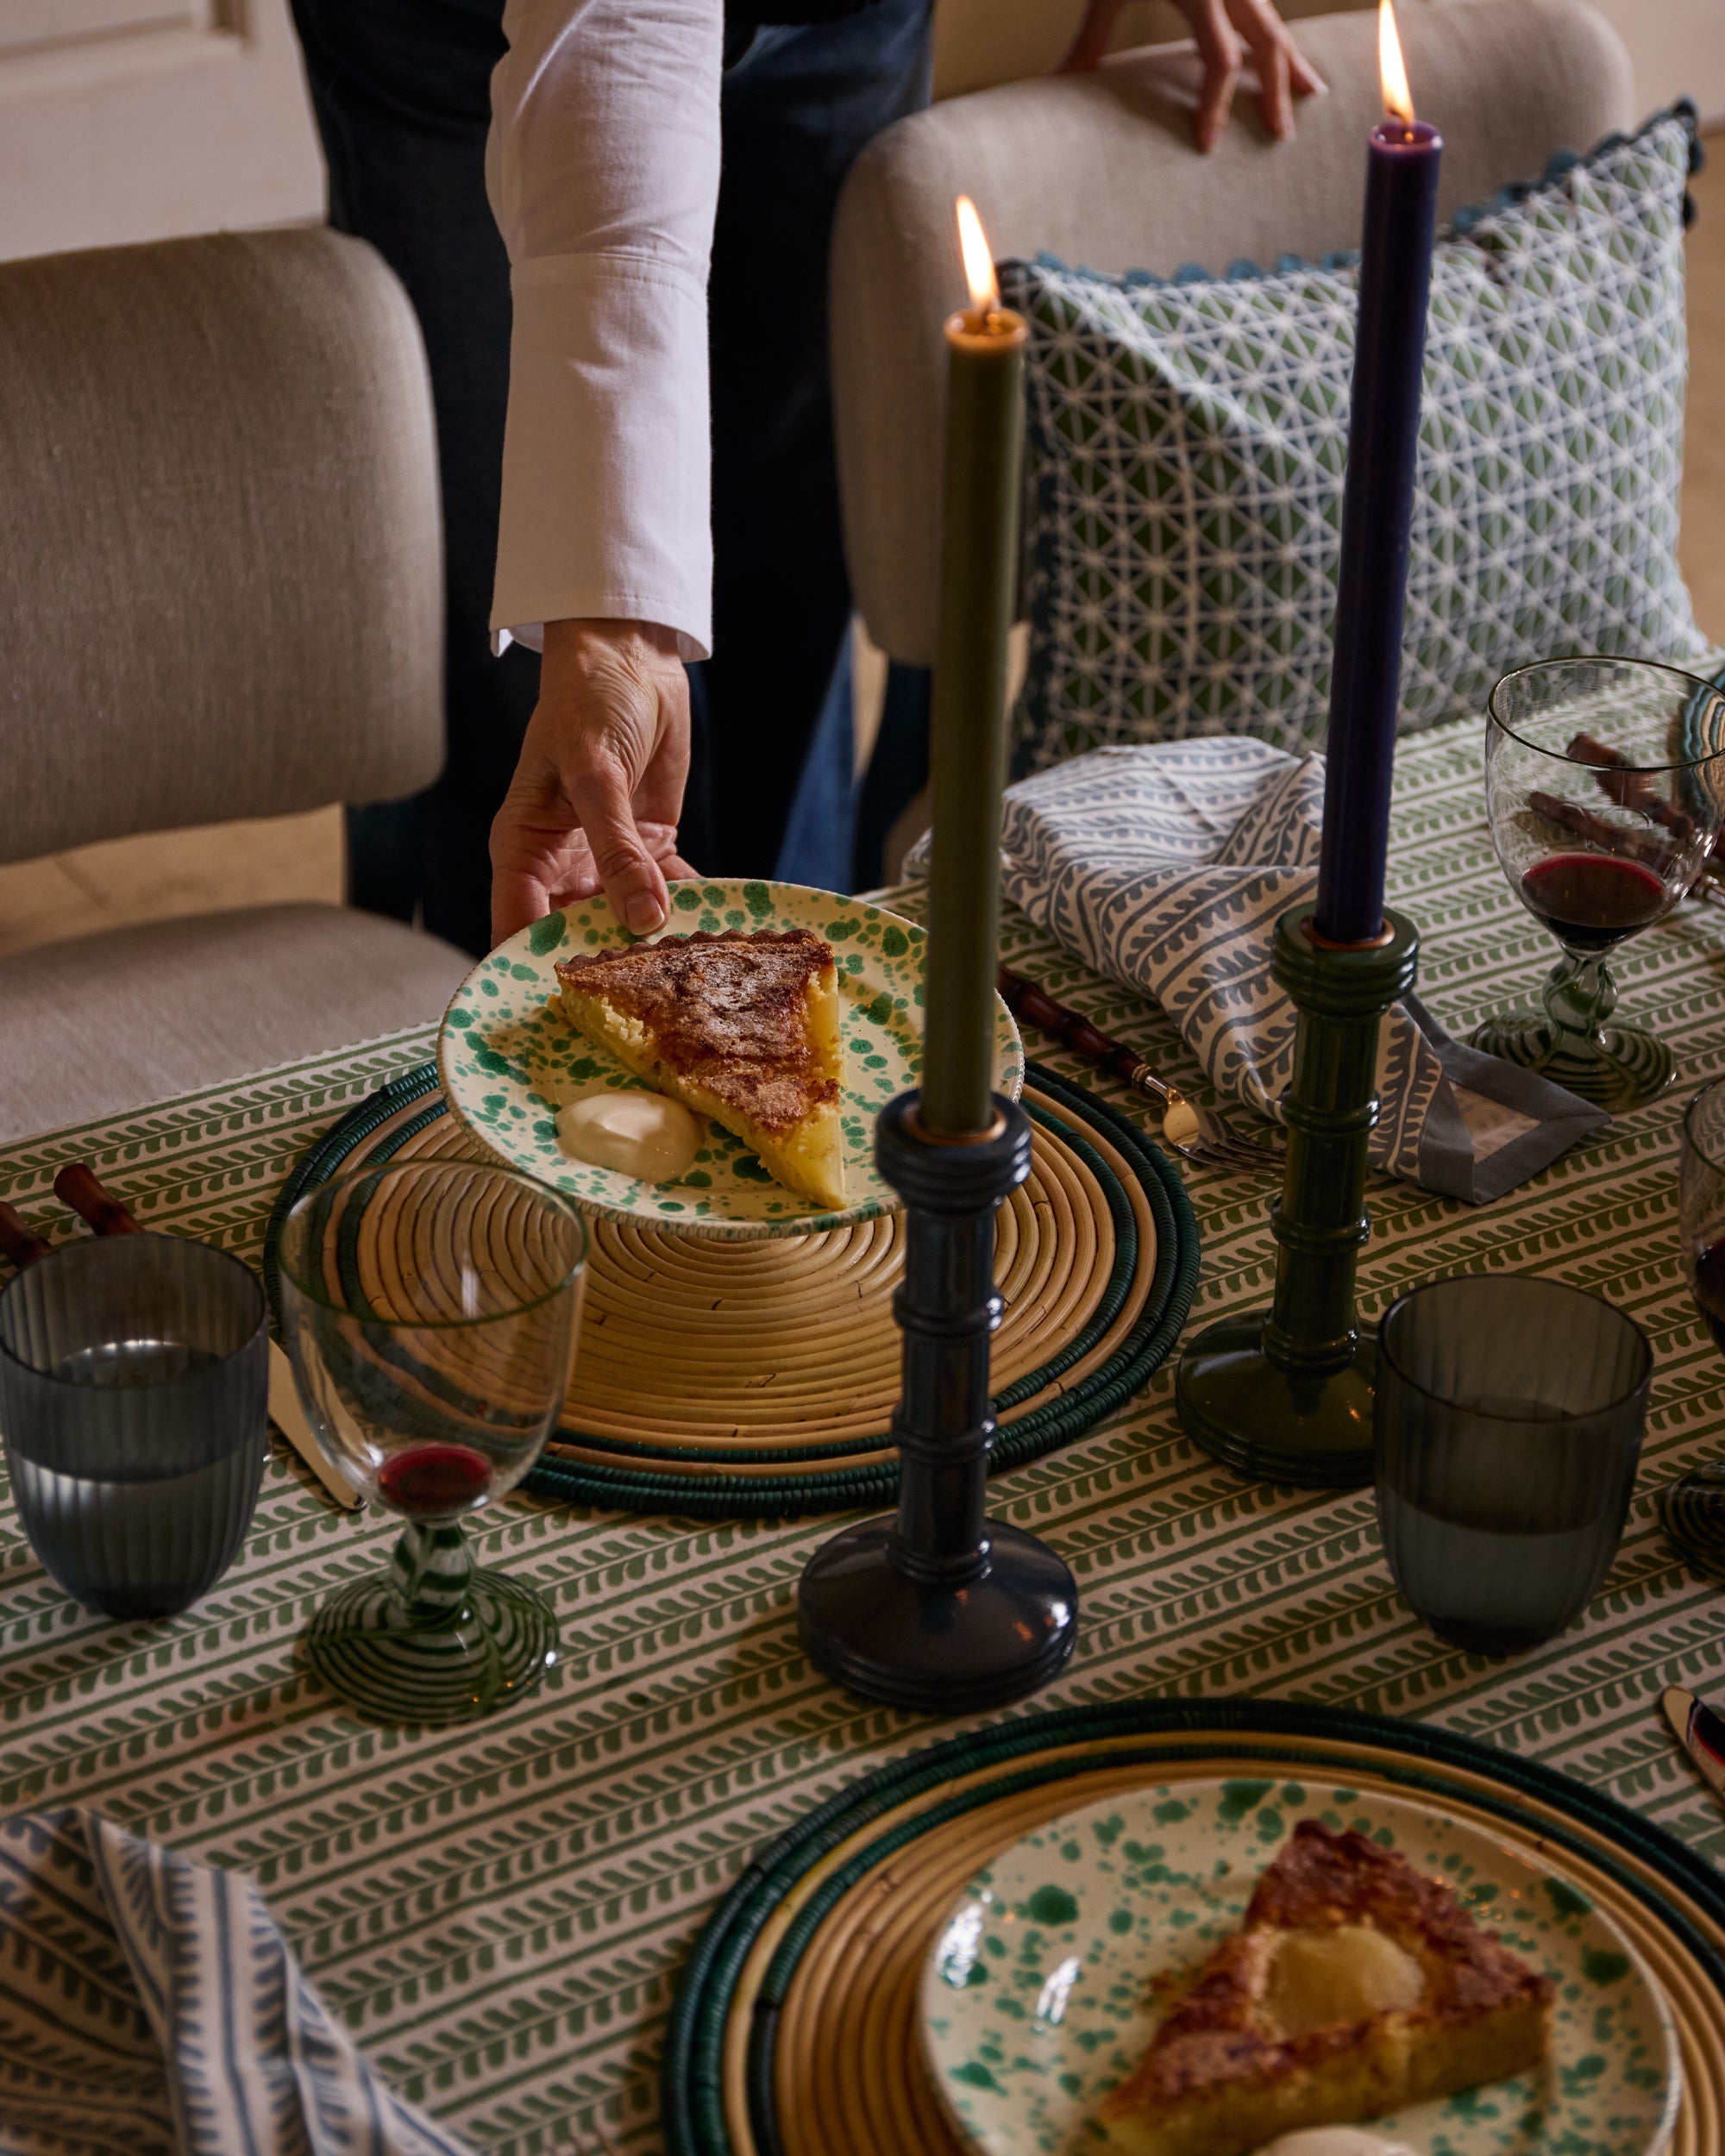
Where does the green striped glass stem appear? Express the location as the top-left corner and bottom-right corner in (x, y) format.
(1175, 904), (1420, 1487)
(389, 1519), (473, 1617)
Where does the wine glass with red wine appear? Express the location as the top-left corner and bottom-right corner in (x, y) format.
(1663, 1077), (1725, 1579)
(1474, 657), (1725, 1109)
(279, 1158), (586, 1724)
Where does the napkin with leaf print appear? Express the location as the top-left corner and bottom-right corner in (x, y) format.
(907, 736), (1606, 1202)
(0, 1808), (470, 2156)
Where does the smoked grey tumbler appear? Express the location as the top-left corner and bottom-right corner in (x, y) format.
(1374, 1274), (1652, 1654)
(0, 1234), (269, 1619)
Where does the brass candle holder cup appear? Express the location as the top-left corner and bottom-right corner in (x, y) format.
(1175, 902), (1419, 1487)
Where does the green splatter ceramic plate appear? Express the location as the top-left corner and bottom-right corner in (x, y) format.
(437, 879), (1024, 1241)
(920, 1779), (1678, 2156)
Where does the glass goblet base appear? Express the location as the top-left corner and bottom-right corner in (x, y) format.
(1470, 1007), (1673, 1110)
(306, 1519), (559, 1725)
(1659, 1461), (1725, 1583)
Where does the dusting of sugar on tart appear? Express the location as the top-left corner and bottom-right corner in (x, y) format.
(555, 1093), (699, 1183)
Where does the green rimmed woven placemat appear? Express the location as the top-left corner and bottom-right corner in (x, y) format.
(261, 1060), (1199, 1519)
(663, 1696), (1725, 2156)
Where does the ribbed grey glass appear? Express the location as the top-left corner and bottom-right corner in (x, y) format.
(1375, 1275), (1652, 1654)
(0, 1235), (268, 1620)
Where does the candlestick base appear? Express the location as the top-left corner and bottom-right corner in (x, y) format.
(1175, 905), (1418, 1489)
(796, 1093), (1078, 1714)
(1175, 1316), (1377, 1488)
(798, 1520), (1077, 1714)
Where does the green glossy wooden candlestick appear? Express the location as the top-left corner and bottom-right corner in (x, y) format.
(1176, 902), (1419, 1487)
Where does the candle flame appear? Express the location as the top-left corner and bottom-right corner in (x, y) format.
(1377, 0), (1414, 128)
(956, 195), (999, 315)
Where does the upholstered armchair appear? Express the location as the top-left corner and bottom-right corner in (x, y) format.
(0, 229), (472, 1140)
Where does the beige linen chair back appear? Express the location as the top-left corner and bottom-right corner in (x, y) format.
(0, 228), (442, 864)
(832, 0), (1637, 667)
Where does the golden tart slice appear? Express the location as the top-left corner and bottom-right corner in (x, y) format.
(1096, 1820), (1552, 2156)
(554, 927), (845, 1210)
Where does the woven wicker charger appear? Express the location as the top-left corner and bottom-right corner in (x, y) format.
(263, 1060), (1198, 1519)
(662, 1702), (1725, 2156)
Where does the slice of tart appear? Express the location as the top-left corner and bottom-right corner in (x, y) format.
(1095, 1820), (1552, 2156)
(554, 927), (846, 1210)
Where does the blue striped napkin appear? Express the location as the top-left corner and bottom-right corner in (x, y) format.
(908, 737), (1607, 1201)
(0, 1808), (467, 2156)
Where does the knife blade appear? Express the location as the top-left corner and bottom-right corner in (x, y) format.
(1661, 1684), (1725, 1812)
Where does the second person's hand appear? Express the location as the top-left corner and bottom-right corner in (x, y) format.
(1059, 0), (1327, 150)
(489, 617), (698, 949)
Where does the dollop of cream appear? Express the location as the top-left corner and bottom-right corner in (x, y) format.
(1254, 2133), (1416, 2156)
(555, 1091), (700, 1183)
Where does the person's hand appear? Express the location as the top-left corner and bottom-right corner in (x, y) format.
(490, 617), (698, 947)
(1058, 0), (1326, 150)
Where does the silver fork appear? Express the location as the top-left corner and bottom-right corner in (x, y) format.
(997, 964), (1284, 1175)
(1127, 1068), (1287, 1175)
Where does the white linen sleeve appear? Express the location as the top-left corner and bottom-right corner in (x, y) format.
(487, 0), (723, 660)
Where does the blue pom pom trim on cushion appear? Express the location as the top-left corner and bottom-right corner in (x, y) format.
(1006, 101), (1698, 291)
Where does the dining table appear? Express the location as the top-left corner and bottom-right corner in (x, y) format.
(3, 709), (1724, 2156)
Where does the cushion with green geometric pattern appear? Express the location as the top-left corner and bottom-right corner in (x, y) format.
(1002, 105), (1709, 777)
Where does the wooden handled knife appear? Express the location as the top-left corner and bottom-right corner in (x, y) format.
(1661, 1683), (1725, 1814)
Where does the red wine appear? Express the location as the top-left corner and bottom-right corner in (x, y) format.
(378, 1443), (492, 1517)
(1521, 852), (1666, 950)
(1690, 1239), (1725, 1356)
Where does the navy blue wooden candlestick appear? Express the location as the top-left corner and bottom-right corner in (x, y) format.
(796, 1091), (1079, 1713)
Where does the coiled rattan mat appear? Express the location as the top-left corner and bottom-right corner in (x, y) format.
(662, 1700), (1725, 2156)
(263, 1060), (1199, 1518)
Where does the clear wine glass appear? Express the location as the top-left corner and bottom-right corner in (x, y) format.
(279, 1158), (586, 1725)
(1475, 657), (1725, 1110)
(1662, 1077), (1725, 1579)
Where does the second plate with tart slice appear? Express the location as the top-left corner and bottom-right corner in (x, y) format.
(1095, 1818), (1553, 2155)
(919, 1780), (1678, 2156)
(437, 879), (1024, 1238)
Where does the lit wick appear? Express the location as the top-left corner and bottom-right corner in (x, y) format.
(956, 195), (1004, 335)
(1378, 0), (1415, 141)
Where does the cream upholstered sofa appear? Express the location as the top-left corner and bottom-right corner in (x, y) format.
(833, 0), (1638, 862)
(0, 229), (473, 1144)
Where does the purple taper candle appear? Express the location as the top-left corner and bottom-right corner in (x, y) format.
(1313, 0), (1441, 944)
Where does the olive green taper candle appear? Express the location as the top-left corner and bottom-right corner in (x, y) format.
(919, 198), (1028, 1138)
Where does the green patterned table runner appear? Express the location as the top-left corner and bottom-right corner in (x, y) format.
(3, 714), (1723, 2155)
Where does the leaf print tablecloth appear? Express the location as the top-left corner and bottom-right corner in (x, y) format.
(3, 715), (1724, 2154)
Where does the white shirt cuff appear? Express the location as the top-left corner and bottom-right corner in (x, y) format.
(491, 252), (712, 661)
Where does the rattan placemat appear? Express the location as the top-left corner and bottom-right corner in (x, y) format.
(664, 1700), (1725, 2156)
(261, 1062), (1199, 1518)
